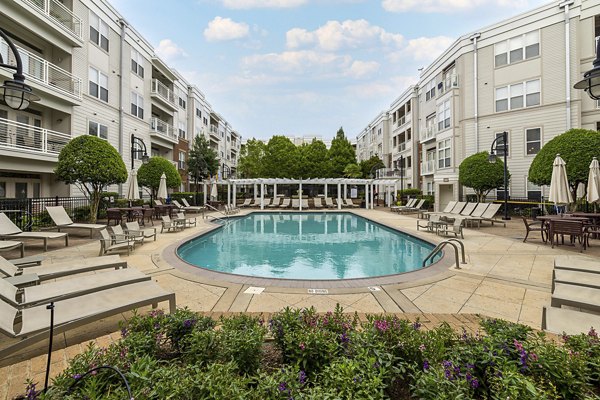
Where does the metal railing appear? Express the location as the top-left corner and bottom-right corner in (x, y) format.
(421, 160), (435, 175)
(422, 238), (466, 270)
(398, 142), (406, 152)
(205, 203), (229, 225)
(420, 125), (435, 142)
(0, 117), (71, 156)
(151, 79), (175, 105)
(0, 37), (82, 99)
(150, 117), (177, 141)
(444, 73), (459, 90)
(0, 197), (90, 231)
(20, 0), (83, 39)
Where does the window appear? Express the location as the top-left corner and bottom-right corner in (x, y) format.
(131, 49), (144, 77)
(437, 139), (451, 169)
(495, 79), (540, 112)
(130, 91), (144, 119)
(203, 117), (208, 126)
(527, 180), (541, 201)
(425, 80), (436, 101)
(526, 128), (541, 155)
(179, 97), (186, 109)
(178, 121), (186, 139)
(437, 100), (451, 131)
(178, 151), (186, 170)
(0, 182), (5, 198)
(426, 182), (434, 196)
(425, 113), (436, 134)
(196, 108), (201, 118)
(89, 67), (108, 102)
(495, 30), (539, 67)
(494, 132), (509, 157)
(89, 11), (109, 52)
(88, 120), (108, 140)
(496, 186), (510, 200)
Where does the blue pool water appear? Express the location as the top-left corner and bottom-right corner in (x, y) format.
(177, 212), (438, 280)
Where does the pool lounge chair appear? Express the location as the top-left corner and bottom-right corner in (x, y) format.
(0, 254), (127, 282)
(437, 217), (465, 239)
(461, 203), (490, 228)
(424, 201), (456, 217)
(0, 241), (24, 258)
(301, 199), (309, 209)
(269, 197), (282, 208)
(99, 228), (135, 256)
(314, 198), (324, 209)
(324, 198), (336, 208)
(391, 198), (417, 212)
(45, 206), (106, 238)
(542, 306), (600, 335)
(344, 198), (359, 208)
(161, 216), (183, 233)
(250, 198), (262, 207)
(291, 199), (301, 209)
(279, 198), (291, 208)
(0, 280), (175, 358)
(239, 198), (252, 208)
(125, 221), (157, 242)
(177, 212), (197, 228)
(0, 213), (69, 252)
(111, 224), (145, 247)
(399, 199), (425, 214)
(181, 198), (206, 214)
(479, 203), (505, 227)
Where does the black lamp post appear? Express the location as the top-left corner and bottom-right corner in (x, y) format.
(130, 134), (149, 170)
(0, 28), (40, 110)
(488, 131), (510, 220)
(398, 155), (405, 205)
(574, 37), (600, 99)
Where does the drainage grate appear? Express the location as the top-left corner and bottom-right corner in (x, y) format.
(368, 286), (381, 292)
(244, 287), (265, 294)
(308, 288), (329, 294)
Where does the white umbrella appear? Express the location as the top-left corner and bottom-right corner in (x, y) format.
(210, 181), (218, 200)
(157, 172), (168, 200)
(548, 154), (573, 205)
(587, 157), (600, 204)
(126, 168), (140, 201)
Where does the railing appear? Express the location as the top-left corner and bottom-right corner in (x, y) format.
(0, 37), (82, 99)
(150, 118), (177, 141)
(444, 74), (459, 90)
(151, 79), (175, 106)
(398, 142), (406, 152)
(422, 239), (466, 270)
(209, 125), (219, 138)
(0, 117), (70, 156)
(421, 160), (435, 175)
(205, 203), (229, 225)
(20, 0), (83, 39)
(0, 196), (90, 231)
(420, 125), (435, 142)
(396, 115), (405, 127)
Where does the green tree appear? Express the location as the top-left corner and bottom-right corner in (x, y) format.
(137, 156), (182, 199)
(459, 151), (509, 202)
(528, 128), (600, 200)
(187, 135), (219, 189)
(237, 139), (266, 178)
(54, 135), (127, 223)
(298, 139), (330, 178)
(343, 164), (362, 178)
(328, 127), (356, 178)
(263, 136), (299, 178)
(359, 156), (385, 178)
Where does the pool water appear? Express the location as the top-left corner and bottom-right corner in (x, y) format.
(177, 212), (438, 280)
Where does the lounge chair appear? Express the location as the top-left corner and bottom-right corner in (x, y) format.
(0, 268), (150, 308)
(391, 198), (417, 212)
(301, 199), (309, 209)
(324, 198), (336, 208)
(269, 198), (282, 208)
(291, 199), (301, 209)
(176, 212), (197, 228)
(111, 224), (144, 247)
(344, 198), (359, 208)
(161, 216), (183, 233)
(437, 217), (465, 239)
(461, 203), (490, 228)
(0, 280), (175, 358)
(458, 203), (478, 216)
(45, 206), (106, 238)
(440, 201), (468, 218)
(424, 201), (456, 218)
(181, 198), (206, 215)
(279, 198), (291, 208)
(0, 241), (24, 258)
(99, 228), (134, 256)
(250, 198), (262, 207)
(400, 199), (425, 214)
(125, 221), (157, 242)
(314, 198), (324, 209)
(416, 214), (443, 233)
(542, 306), (600, 335)
(551, 283), (600, 313)
(479, 203), (506, 227)
(239, 198), (252, 208)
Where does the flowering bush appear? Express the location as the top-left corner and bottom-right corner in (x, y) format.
(22, 307), (600, 399)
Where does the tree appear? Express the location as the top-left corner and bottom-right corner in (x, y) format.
(263, 135), (300, 178)
(359, 156), (385, 178)
(528, 128), (600, 200)
(54, 135), (127, 223)
(328, 127), (356, 178)
(343, 164), (362, 178)
(459, 151), (509, 202)
(298, 139), (330, 178)
(137, 156), (182, 199)
(237, 138), (266, 178)
(187, 135), (219, 189)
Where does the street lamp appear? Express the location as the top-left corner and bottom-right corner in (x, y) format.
(574, 37), (600, 99)
(130, 134), (149, 170)
(488, 131), (510, 220)
(0, 28), (40, 110)
(397, 155), (405, 205)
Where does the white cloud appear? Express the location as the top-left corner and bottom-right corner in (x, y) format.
(345, 60), (380, 78)
(154, 39), (187, 61)
(242, 50), (351, 73)
(221, 0), (307, 9)
(204, 17), (250, 42)
(382, 0), (528, 13)
(286, 19), (403, 51)
(402, 36), (455, 61)
(345, 75), (418, 98)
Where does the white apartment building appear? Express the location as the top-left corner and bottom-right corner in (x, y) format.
(0, 0), (240, 199)
(356, 111), (390, 174)
(356, 0), (600, 210)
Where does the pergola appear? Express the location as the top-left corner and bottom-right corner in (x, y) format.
(201, 178), (402, 210)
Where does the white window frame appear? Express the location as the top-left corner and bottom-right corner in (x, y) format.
(495, 79), (540, 112)
(437, 138), (451, 169)
(130, 91), (144, 119)
(89, 11), (109, 52)
(179, 97), (186, 109)
(178, 121), (186, 139)
(178, 150), (186, 170)
(525, 127), (541, 155)
(495, 30), (539, 67)
(526, 179), (541, 201)
(89, 67), (108, 102)
(425, 80), (436, 101)
(437, 100), (451, 131)
(88, 120), (108, 140)
(131, 49), (144, 77)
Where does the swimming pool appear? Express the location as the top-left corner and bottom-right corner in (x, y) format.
(177, 212), (439, 280)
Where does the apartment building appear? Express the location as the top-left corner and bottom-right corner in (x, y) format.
(355, 111), (390, 175)
(356, 0), (600, 210)
(0, 0), (240, 199)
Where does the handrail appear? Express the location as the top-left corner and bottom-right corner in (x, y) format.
(205, 203), (229, 225)
(422, 239), (466, 270)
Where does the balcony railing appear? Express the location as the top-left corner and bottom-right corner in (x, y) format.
(421, 160), (435, 175)
(420, 125), (436, 142)
(0, 37), (82, 100)
(150, 117), (177, 142)
(444, 74), (459, 90)
(209, 125), (219, 139)
(0, 117), (70, 156)
(151, 79), (175, 106)
(20, 0), (83, 39)
(397, 142), (408, 152)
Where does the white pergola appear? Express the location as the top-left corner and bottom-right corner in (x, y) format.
(202, 178), (402, 210)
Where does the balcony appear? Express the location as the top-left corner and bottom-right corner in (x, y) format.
(18, 0), (83, 42)
(420, 126), (436, 142)
(0, 37), (82, 100)
(151, 79), (176, 112)
(0, 117), (70, 157)
(421, 160), (435, 176)
(150, 117), (177, 144)
(444, 74), (459, 91)
(209, 125), (220, 140)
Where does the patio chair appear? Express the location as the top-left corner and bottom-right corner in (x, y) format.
(291, 198), (301, 209)
(416, 214), (443, 233)
(98, 228), (134, 256)
(0, 213), (68, 252)
(180, 198), (206, 214)
(461, 203), (490, 228)
(344, 198), (359, 208)
(45, 206), (106, 238)
(125, 221), (157, 242)
(0, 254), (127, 282)
(250, 198), (262, 207)
(0, 280), (175, 358)
(111, 224), (145, 247)
(161, 216), (183, 233)
(521, 216), (546, 243)
(140, 206), (155, 226)
(106, 208), (125, 226)
(239, 198), (252, 208)
(154, 199), (163, 206)
(301, 199), (309, 209)
(400, 199), (425, 214)
(542, 306), (600, 335)
(391, 198), (417, 213)
(479, 203), (506, 227)
(269, 197), (282, 208)
(437, 217), (465, 239)
(0, 241), (24, 258)
(314, 197), (324, 209)
(324, 198), (336, 208)
(0, 267), (150, 308)
(550, 219), (586, 252)
(177, 212), (197, 228)
(279, 198), (291, 208)
(424, 200), (457, 218)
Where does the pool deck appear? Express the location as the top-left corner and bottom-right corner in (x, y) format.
(1, 207), (598, 397)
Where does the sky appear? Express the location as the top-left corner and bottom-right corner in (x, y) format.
(110, 0), (550, 142)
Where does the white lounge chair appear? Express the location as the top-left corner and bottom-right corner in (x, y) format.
(0, 241), (24, 258)
(111, 224), (144, 247)
(480, 203), (505, 227)
(125, 221), (157, 242)
(239, 198), (252, 208)
(99, 228), (134, 256)
(314, 198), (324, 209)
(279, 198), (291, 208)
(291, 199), (301, 209)
(0, 280), (175, 358)
(301, 199), (309, 209)
(400, 199), (425, 214)
(391, 198), (417, 212)
(181, 198), (206, 214)
(0, 213), (68, 252)
(424, 200), (456, 217)
(324, 198), (335, 208)
(344, 198), (359, 208)
(161, 216), (183, 233)
(177, 212), (197, 228)
(269, 198), (282, 208)
(45, 206), (105, 238)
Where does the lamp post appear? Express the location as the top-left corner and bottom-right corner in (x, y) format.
(488, 131), (510, 220)
(130, 134), (149, 170)
(0, 28), (40, 110)
(398, 155), (405, 206)
(574, 37), (600, 99)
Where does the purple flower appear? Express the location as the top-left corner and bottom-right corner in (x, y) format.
(298, 370), (307, 385)
(120, 327), (128, 338)
(299, 342), (305, 350)
(589, 327), (598, 338)
(278, 382), (288, 392)
(374, 319), (389, 332)
(183, 319), (195, 328)
(412, 321), (421, 330)
(340, 332), (350, 345)
(73, 374), (82, 380)
(423, 360), (430, 371)
(470, 378), (479, 388)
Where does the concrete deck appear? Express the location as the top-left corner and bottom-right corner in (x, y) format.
(1, 208), (598, 398)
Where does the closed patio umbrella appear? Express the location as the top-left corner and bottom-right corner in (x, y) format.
(157, 172), (168, 200)
(210, 181), (218, 200)
(587, 157), (600, 204)
(126, 168), (140, 201)
(548, 154), (573, 206)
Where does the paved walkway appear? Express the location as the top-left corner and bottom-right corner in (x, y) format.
(1, 208), (597, 398)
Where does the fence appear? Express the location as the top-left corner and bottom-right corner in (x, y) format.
(460, 195), (598, 217)
(0, 196), (90, 231)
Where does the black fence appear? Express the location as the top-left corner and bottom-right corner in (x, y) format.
(461, 195), (597, 218)
(0, 197), (90, 231)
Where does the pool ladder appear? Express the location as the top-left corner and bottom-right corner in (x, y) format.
(422, 239), (466, 270)
(205, 204), (229, 225)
